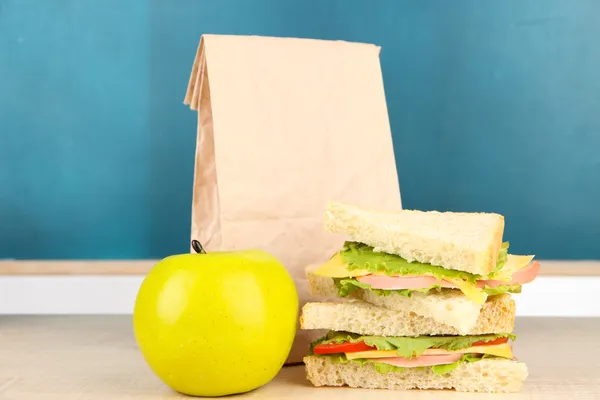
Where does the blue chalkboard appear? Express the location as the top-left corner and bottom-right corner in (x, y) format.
(1, 0), (599, 260)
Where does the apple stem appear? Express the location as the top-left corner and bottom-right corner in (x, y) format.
(191, 240), (207, 254)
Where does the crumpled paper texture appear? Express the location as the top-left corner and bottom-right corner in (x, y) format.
(184, 34), (402, 364)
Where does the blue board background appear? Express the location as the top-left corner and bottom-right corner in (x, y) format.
(1, 0), (599, 260)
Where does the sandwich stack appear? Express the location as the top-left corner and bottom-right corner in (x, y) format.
(300, 201), (540, 393)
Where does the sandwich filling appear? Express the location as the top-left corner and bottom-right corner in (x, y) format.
(310, 331), (516, 375)
(313, 241), (539, 305)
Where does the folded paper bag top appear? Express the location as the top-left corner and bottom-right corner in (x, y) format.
(183, 34), (402, 364)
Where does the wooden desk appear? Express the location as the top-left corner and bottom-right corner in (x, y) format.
(0, 316), (598, 399)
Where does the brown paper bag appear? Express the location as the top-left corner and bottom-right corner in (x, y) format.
(183, 34), (402, 363)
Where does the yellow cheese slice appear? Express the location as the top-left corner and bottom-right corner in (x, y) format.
(313, 250), (535, 284)
(311, 253), (370, 278)
(312, 253), (487, 304)
(459, 344), (513, 359)
(443, 278), (488, 305)
(345, 350), (399, 360)
(489, 254), (536, 281)
(345, 343), (513, 361)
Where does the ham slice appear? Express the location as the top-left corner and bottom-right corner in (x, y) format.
(356, 261), (540, 291)
(357, 275), (448, 290)
(482, 261), (540, 288)
(373, 353), (463, 368)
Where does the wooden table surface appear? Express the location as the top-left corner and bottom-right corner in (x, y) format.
(0, 316), (598, 399)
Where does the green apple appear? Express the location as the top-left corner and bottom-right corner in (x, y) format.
(133, 247), (298, 397)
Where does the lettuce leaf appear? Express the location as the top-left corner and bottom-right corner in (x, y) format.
(340, 241), (510, 282)
(333, 278), (376, 297)
(373, 361), (408, 374)
(483, 284), (522, 296)
(319, 353), (501, 375)
(488, 242), (510, 277)
(430, 353), (494, 375)
(333, 277), (521, 298)
(333, 278), (440, 297)
(313, 331), (516, 359)
(322, 354), (410, 373)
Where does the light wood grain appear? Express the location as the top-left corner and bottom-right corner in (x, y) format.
(1, 260), (600, 276)
(0, 316), (598, 399)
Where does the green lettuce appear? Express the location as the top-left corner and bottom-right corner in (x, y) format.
(321, 353), (411, 373)
(333, 277), (440, 297)
(430, 353), (496, 375)
(333, 277), (521, 298)
(332, 277), (374, 296)
(319, 353), (499, 376)
(313, 331), (515, 359)
(340, 241), (510, 282)
(483, 284), (522, 296)
(488, 242), (510, 278)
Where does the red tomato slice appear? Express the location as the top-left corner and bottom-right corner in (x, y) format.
(313, 337), (509, 356)
(313, 341), (376, 355)
(470, 337), (509, 347)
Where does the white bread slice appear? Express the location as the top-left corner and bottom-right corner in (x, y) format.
(300, 296), (515, 336)
(308, 272), (484, 334)
(324, 201), (505, 276)
(304, 355), (527, 393)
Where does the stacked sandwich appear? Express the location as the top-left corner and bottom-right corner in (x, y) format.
(300, 201), (540, 393)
